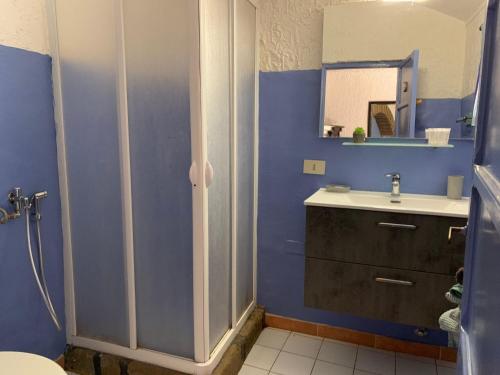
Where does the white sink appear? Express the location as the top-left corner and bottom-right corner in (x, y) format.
(304, 189), (470, 218)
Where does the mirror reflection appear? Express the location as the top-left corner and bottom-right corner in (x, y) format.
(319, 0), (486, 140)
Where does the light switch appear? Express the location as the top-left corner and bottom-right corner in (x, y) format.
(303, 160), (326, 175)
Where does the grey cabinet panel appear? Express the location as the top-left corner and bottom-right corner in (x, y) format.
(306, 206), (467, 275)
(304, 258), (455, 329)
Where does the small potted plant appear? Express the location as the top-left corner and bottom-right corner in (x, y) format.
(353, 127), (366, 143)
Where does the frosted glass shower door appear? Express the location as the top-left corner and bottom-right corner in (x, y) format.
(53, 0), (258, 367)
(123, 0), (195, 359)
(55, 0), (129, 346)
(234, 0), (257, 320)
(205, 0), (233, 352)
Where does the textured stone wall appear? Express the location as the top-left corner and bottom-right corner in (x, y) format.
(260, 0), (485, 96)
(0, 0), (50, 54)
(259, 0), (370, 71)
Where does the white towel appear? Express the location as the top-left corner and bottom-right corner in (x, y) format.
(439, 307), (460, 333)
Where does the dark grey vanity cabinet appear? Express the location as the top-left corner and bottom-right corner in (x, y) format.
(304, 206), (467, 329)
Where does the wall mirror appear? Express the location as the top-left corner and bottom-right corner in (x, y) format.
(319, 0), (486, 140)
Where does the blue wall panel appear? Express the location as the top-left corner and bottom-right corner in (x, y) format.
(258, 70), (474, 346)
(414, 98), (462, 138)
(0, 45), (65, 358)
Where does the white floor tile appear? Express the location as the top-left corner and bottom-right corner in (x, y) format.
(318, 339), (358, 368)
(256, 328), (291, 350)
(312, 360), (355, 375)
(436, 360), (456, 369)
(244, 344), (280, 370)
(271, 351), (315, 375)
(282, 332), (323, 358)
(250, 328), (448, 375)
(239, 365), (270, 375)
(355, 347), (395, 375)
(437, 366), (456, 375)
(396, 356), (437, 375)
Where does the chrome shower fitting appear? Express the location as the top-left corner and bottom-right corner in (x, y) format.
(0, 207), (9, 225)
(0, 187), (49, 224)
(31, 191), (48, 221)
(0, 187), (62, 330)
(0, 187), (24, 224)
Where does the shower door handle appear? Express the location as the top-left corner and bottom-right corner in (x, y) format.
(205, 161), (214, 187)
(189, 162), (198, 187)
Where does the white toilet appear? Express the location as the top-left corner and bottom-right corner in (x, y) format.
(0, 352), (66, 375)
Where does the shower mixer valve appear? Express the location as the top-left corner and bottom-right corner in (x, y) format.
(0, 187), (48, 224)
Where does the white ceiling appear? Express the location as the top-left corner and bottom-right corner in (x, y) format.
(420, 0), (486, 21)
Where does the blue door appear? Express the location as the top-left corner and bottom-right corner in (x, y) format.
(459, 1), (500, 374)
(395, 49), (419, 137)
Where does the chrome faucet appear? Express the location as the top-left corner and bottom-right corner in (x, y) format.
(385, 173), (401, 203)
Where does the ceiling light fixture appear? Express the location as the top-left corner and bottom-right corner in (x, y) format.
(382, 0), (423, 3)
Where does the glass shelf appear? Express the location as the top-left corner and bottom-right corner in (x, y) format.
(342, 142), (455, 148)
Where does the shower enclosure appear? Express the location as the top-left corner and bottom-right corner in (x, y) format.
(47, 0), (258, 373)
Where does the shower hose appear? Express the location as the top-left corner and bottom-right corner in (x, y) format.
(25, 202), (62, 330)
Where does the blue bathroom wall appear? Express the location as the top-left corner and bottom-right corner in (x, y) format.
(0, 45), (65, 359)
(461, 93), (476, 117)
(415, 98), (462, 138)
(415, 93), (477, 139)
(258, 70), (474, 346)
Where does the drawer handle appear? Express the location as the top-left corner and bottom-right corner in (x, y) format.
(377, 222), (417, 230)
(448, 225), (467, 243)
(375, 277), (414, 286)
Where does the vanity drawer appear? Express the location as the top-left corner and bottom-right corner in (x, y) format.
(305, 206), (467, 275)
(304, 258), (455, 329)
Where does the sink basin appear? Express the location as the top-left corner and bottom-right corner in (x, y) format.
(304, 189), (469, 218)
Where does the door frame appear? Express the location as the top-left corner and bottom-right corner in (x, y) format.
(460, 0), (500, 373)
(395, 50), (419, 138)
(195, 0), (260, 363)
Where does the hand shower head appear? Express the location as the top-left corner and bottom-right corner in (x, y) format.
(29, 191), (48, 207)
(29, 191), (48, 219)
(34, 191), (48, 200)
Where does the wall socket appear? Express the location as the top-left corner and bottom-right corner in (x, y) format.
(303, 160), (326, 175)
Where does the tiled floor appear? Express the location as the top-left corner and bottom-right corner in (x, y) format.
(240, 328), (457, 375)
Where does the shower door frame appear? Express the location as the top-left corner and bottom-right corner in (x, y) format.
(46, 0), (259, 373)
(195, 0), (260, 363)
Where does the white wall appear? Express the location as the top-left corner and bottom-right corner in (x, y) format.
(0, 0), (50, 55)
(1, 0), (483, 96)
(322, 2), (466, 99)
(463, 6), (486, 96)
(260, 0), (485, 98)
(324, 68), (397, 136)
